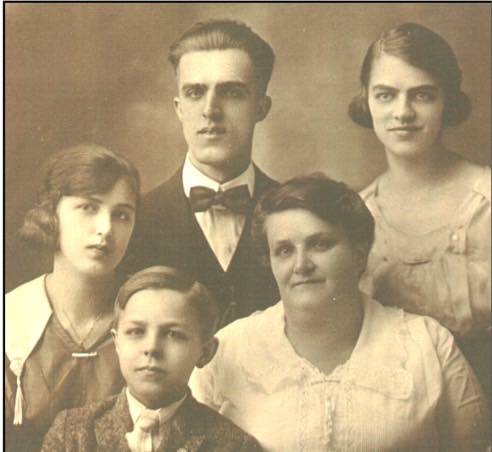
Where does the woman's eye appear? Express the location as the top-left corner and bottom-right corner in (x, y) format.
(274, 246), (292, 257)
(79, 203), (96, 213)
(314, 240), (332, 250)
(114, 210), (131, 222)
(375, 92), (394, 102)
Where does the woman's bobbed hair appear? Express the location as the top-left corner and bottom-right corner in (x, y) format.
(18, 144), (140, 252)
(349, 22), (471, 129)
(252, 173), (375, 276)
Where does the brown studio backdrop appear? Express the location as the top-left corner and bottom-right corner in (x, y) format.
(5, 3), (491, 292)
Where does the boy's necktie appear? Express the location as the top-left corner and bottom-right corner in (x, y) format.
(126, 409), (160, 452)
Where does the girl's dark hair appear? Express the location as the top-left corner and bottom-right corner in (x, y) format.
(114, 266), (219, 340)
(252, 173), (375, 275)
(349, 22), (471, 129)
(18, 144), (140, 251)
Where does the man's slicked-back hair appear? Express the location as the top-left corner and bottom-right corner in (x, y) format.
(114, 266), (220, 340)
(168, 19), (275, 96)
(349, 22), (471, 129)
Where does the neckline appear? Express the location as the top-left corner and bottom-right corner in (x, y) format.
(44, 274), (114, 350)
(371, 167), (484, 238)
(279, 302), (363, 380)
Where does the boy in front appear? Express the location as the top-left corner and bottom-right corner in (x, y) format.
(42, 266), (261, 451)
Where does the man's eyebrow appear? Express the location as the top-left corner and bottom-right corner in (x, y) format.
(218, 81), (250, 92)
(180, 83), (206, 91)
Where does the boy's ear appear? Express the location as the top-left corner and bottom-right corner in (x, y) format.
(196, 337), (219, 369)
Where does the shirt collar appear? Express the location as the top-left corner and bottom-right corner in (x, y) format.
(182, 152), (255, 198)
(6, 274), (53, 370)
(240, 298), (413, 399)
(126, 387), (187, 426)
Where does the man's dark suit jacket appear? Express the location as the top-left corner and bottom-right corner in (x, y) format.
(41, 389), (261, 451)
(125, 165), (279, 325)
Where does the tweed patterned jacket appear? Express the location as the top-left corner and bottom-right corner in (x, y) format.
(41, 389), (261, 452)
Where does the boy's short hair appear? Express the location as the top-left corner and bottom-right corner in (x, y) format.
(168, 19), (275, 97)
(114, 266), (219, 340)
(18, 144), (140, 252)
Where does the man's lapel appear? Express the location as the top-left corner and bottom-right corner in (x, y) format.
(229, 165), (277, 270)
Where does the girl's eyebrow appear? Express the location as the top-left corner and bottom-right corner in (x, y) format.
(115, 203), (136, 211)
(371, 84), (439, 93)
(78, 195), (135, 211)
(407, 85), (440, 94)
(270, 238), (290, 248)
(370, 84), (397, 92)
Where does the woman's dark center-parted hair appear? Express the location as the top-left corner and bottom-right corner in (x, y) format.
(349, 22), (471, 129)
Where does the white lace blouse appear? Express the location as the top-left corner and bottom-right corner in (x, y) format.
(190, 297), (489, 451)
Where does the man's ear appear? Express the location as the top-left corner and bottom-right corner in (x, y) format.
(196, 337), (219, 368)
(255, 95), (272, 122)
(173, 97), (183, 121)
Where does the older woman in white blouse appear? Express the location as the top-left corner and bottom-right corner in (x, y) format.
(190, 174), (489, 451)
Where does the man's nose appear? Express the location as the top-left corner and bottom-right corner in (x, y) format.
(202, 92), (223, 120)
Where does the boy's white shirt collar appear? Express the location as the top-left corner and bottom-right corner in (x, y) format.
(126, 387), (187, 426)
(182, 152), (255, 198)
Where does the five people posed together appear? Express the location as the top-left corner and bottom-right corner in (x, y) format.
(5, 18), (491, 452)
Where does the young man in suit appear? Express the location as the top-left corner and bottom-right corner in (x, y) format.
(128, 19), (279, 325)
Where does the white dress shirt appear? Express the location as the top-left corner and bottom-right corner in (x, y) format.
(126, 387), (186, 451)
(182, 153), (255, 271)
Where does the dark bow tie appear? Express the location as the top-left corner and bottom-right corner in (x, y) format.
(189, 185), (251, 214)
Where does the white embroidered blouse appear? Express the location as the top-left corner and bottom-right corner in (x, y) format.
(190, 297), (490, 451)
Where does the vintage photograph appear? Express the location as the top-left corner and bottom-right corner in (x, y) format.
(5, 3), (491, 451)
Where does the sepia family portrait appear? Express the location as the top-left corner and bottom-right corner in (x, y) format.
(5, 3), (491, 451)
